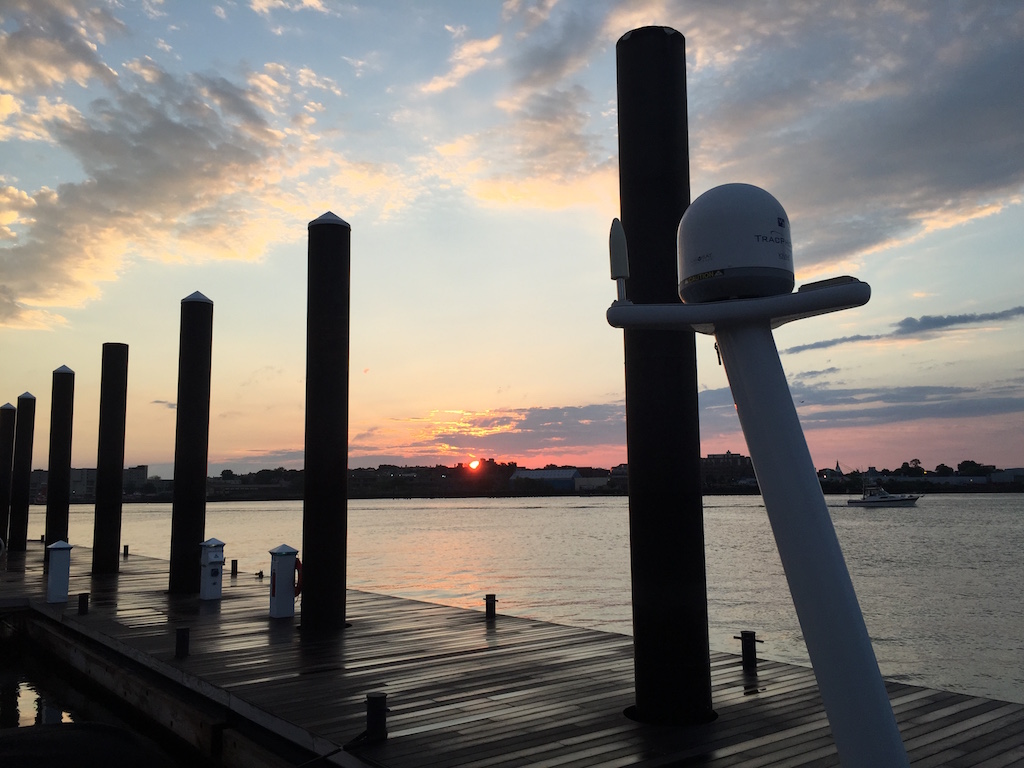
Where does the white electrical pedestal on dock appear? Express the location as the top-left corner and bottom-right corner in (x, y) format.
(199, 537), (225, 601)
(46, 540), (73, 603)
(269, 544), (299, 618)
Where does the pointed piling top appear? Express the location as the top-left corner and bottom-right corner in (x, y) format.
(308, 211), (350, 229)
(18, 392), (35, 400)
(269, 543), (298, 555)
(54, 365), (74, 375)
(47, 539), (74, 550)
(182, 290), (213, 304)
(1, 403), (15, 410)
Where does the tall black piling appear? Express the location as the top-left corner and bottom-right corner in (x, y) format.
(168, 292), (214, 594)
(93, 343), (129, 574)
(8, 393), (36, 553)
(616, 26), (714, 724)
(301, 212), (350, 631)
(0, 403), (16, 545)
(44, 366), (75, 566)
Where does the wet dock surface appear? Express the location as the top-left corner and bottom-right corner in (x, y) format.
(3, 541), (1023, 767)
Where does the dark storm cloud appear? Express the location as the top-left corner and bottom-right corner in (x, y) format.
(782, 305), (1024, 353)
(673, 1), (1024, 268)
(783, 334), (886, 354)
(393, 402), (627, 460)
(697, 380), (1024, 436)
(892, 307), (1024, 335)
(352, 375), (1024, 467)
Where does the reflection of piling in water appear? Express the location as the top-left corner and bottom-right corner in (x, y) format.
(0, 403), (16, 545)
(615, 26), (713, 724)
(301, 212), (351, 630)
(8, 392), (36, 553)
(44, 365), (75, 568)
(169, 292), (214, 594)
(93, 342), (129, 575)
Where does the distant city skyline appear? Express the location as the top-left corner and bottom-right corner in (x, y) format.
(1, 2), (1021, 479)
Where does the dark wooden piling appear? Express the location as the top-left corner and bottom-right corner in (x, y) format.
(8, 392), (36, 553)
(302, 212), (351, 631)
(92, 342), (130, 574)
(44, 366), (75, 566)
(168, 293), (214, 594)
(0, 403), (16, 545)
(616, 26), (714, 723)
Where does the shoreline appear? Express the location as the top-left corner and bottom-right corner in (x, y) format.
(56, 483), (1024, 505)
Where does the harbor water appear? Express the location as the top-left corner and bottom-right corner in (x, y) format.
(24, 493), (1024, 705)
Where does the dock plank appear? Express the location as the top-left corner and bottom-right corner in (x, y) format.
(2, 541), (1022, 767)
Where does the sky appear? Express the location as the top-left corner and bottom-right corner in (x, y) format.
(0, 0), (1022, 479)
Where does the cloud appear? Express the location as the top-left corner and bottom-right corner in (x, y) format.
(429, 81), (617, 211)
(402, 4), (624, 215)
(420, 32), (503, 94)
(151, 399), (176, 409)
(783, 334), (886, 355)
(0, 0), (123, 92)
(295, 67), (343, 96)
(0, 10), (418, 327)
(353, 403), (627, 464)
(697, 379), (1024, 436)
(211, 447), (305, 471)
(0, 58), (290, 323)
(249, 0), (328, 16)
(507, 7), (608, 88)
(891, 307), (1024, 336)
(662, 2), (1024, 271)
(348, 380), (1024, 467)
(782, 305), (1024, 353)
(502, 0), (561, 34)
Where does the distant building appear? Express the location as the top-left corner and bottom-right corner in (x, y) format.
(509, 468), (581, 493)
(69, 468), (97, 500)
(574, 467), (610, 492)
(123, 465), (149, 492)
(701, 451), (755, 485)
(609, 464), (628, 492)
(989, 468), (1023, 485)
(28, 465), (153, 502)
(818, 461), (844, 481)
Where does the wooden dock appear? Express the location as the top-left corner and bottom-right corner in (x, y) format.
(2, 541), (1023, 767)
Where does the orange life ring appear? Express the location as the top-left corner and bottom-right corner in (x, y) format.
(294, 557), (302, 597)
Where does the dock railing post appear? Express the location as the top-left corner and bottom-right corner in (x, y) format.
(366, 692), (388, 742)
(175, 627), (190, 658)
(616, 26), (714, 724)
(734, 630), (763, 673)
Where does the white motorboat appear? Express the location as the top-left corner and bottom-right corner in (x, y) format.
(847, 483), (921, 507)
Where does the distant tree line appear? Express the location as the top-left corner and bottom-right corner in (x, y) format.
(143, 456), (1020, 502)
